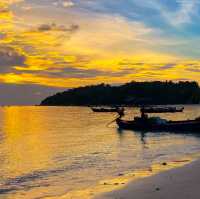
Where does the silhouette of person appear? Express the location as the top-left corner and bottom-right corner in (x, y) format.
(141, 109), (148, 121)
(117, 107), (125, 118)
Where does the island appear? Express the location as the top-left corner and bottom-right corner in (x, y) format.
(40, 81), (200, 106)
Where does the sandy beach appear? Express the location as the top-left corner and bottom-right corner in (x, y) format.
(96, 159), (200, 199)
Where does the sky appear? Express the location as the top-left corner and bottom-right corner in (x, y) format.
(0, 0), (200, 104)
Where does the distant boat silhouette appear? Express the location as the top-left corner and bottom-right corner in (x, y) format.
(141, 106), (184, 113)
(91, 107), (123, 113)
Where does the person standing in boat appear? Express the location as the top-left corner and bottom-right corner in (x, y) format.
(117, 107), (125, 118)
(141, 108), (148, 121)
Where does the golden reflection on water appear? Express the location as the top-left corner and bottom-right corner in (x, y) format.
(1, 106), (53, 178)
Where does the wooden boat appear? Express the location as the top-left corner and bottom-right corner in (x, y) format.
(116, 117), (200, 132)
(116, 106), (200, 132)
(91, 107), (120, 112)
(141, 106), (184, 113)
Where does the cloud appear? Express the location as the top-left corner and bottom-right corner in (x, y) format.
(0, 0), (199, 90)
(0, 33), (6, 39)
(118, 0), (198, 28)
(0, 8), (9, 13)
(163, 0), (198, 27)
(185, 61), (200, 72)
(187, 68), (200, 72)
(62, 0), (75, 8)
(0, 0), (24, 8)
(52, 0), (75, 8)
(142, 0), (199, 27)
(159, 63), (177, 70)
(60, 15), (154, 59)
(37, 23), (79, 32)
(0, 46), (25, 73)
(17, 66), (136, 79)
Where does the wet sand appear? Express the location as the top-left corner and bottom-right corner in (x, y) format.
(96, 159), (200, 199)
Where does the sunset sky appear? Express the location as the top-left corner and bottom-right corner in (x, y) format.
(0, 0), (200, 104)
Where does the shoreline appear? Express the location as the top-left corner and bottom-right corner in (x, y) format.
(43, 155), (197, 199)
(95, 157), (200, 199)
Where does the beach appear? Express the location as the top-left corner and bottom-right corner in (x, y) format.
(96, 159), (200, 199)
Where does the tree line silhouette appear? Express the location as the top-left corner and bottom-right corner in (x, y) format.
(40, 81), (200, 106)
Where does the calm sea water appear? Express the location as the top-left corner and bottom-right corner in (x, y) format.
(0, 106), (200, 199)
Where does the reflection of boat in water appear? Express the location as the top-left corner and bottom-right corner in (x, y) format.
(91, 107), (124, 113)
(116, 106), (200, 132)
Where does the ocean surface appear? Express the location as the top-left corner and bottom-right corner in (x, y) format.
(1, 106), (200, 199)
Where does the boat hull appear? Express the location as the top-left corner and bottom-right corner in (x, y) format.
(116, 118), (200, 132)
(141, 107), (184, 113)
(91, 108), (118, 112)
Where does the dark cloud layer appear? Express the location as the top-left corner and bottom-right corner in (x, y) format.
(0, 47), (26, 73)
(159, 63), (176, 70)
(17, 66), (135, 78)
(37, 23), (79, 32)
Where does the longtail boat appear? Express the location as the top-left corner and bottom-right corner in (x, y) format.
(141, 106), (184, 113)
(91, 107), (124, 113)
(116, 106), (200, 132)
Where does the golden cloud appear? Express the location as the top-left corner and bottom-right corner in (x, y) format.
(0, 4), (199, 88)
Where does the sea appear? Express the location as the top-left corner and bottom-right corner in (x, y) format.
(0, 105), (200, 199)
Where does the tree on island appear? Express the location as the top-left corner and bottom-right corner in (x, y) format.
(40, 81), (200, 106)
